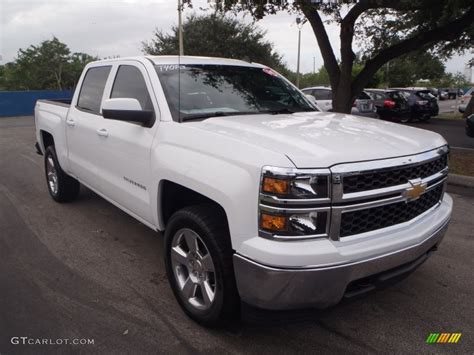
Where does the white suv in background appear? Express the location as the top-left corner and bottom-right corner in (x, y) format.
(302, 86), (378, 118)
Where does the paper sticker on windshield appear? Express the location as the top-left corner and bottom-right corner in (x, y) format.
(263, 67), (278, 77)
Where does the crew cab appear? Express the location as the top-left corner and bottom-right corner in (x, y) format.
(35, 56), (452, 326)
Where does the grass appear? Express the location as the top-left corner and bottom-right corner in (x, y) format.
(435, 112), (463, 120)
(450, 148), (474, 177)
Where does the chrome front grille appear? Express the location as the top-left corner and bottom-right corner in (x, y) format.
(340, 185), (443, 237)
(330, 147), (449, 239)
(343, 154), (448, 194)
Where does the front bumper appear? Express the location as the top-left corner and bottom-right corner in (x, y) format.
(233, 218), (450, 310)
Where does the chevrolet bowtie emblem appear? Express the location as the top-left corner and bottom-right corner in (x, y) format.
(403, 179), (427, 201)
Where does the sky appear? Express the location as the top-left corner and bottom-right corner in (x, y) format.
(0, 0), (472, 75)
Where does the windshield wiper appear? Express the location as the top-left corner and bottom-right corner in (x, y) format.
(259, 108), (314, 115)
(181, 111), (258, 121)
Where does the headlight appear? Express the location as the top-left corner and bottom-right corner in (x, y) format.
(259, 166), (331, 240)
(260, 166), (330, 200)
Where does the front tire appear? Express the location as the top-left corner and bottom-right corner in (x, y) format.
(164, 205), (239, 326)
(44, 146), (80, 202)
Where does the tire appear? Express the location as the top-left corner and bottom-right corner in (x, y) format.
(44, 146), (80, 202)
(398, 116), (410, 123)
(164, 204), (239, 326)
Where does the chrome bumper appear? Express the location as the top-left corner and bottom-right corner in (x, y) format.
(233, 219), (450, 310)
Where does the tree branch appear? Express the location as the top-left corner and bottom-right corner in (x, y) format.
(352, 5), (474, 94)
(342, 0), (423, 27)
(301, 6), (340, 88)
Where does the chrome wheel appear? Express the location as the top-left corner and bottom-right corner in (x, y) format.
(171, 228), (216, 311)
(46, 155), (58, 195)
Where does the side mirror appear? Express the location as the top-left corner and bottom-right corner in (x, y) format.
(102, 98), (154, 127)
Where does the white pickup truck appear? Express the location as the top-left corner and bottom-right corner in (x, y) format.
(35, 56), (452, 326)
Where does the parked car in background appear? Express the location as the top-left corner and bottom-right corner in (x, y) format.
(393, 89), (439, 122)
(461, 88), (473, 104)
(467, 114), (474, 137)
(352, 91), (379, 118)
(301, 86), (332, 111)
(365, 89), (411, 123)
(438, 90), (448, 100)
(302, 86), (378, 118)
(441, 88), (463, 100)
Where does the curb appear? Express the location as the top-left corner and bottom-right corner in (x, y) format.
(448, 174), (474, 188)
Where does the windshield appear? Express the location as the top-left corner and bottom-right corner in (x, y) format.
(155, 64), (316, 121)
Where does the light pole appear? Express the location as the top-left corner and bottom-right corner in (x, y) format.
(178, 0), (184, 56)
(296, 17), (304, 88)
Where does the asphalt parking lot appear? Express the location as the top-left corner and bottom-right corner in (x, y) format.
(1, 116), (473, 354)
(407, 118), (474, 150)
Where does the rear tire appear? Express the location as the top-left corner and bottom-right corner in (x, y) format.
(44, 146), (80, 202)
(164, 204), (239, 327)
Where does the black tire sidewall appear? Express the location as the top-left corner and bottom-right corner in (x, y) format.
(164, 208), (234, 326)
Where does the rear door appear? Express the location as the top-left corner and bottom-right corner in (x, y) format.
(66, 65), (112, 189)
(95, 62), (159, 224)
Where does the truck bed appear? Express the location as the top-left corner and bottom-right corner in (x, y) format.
(37, 98), (72, 108)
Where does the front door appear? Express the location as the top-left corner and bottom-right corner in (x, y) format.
(95, 63), (159, 224)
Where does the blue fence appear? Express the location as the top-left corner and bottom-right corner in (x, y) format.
(0, 90), (74, 117)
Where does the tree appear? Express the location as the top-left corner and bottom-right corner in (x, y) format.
(142, 13), (288, 74)
(1, 37), (98, 91)
(380, 51), (446, 87)
(187, 1), (474, 113)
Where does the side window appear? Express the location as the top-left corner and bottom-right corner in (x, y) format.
(314, 89), (332, 100)
(77, 66), (112, 114)
(111, 65), (153, 111)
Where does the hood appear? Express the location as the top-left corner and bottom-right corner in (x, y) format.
(188, 112), (447, 168)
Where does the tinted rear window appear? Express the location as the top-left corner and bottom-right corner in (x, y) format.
(77, 66), (112, 114)
(313, 89), (332, 100)
(357, 92), (371, 100)
(387, 92), (405, 100)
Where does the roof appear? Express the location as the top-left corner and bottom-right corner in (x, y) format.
(147, 55), (261, 67)
(88, 55), (264, 68)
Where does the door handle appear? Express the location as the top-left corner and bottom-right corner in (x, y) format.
(66, 119), (75, 127)
(96, 128), (109, 137)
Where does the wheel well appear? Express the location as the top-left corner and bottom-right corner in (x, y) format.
(160, 180), (228, 228)
(41, 131), (54, 149)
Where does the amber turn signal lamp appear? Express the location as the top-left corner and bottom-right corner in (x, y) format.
(262, 177), (289, 195)
(260, 213), (288, 232)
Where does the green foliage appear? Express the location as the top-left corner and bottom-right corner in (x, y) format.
(352, 63), (384, 88)
(427, 71), (471, 88)
(0, 37), (98, 91)
(142, 13), (288, 73)
(299, 67), (331, 88)
(379, 51), (446, 87)
(289, 64), (383, 89)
